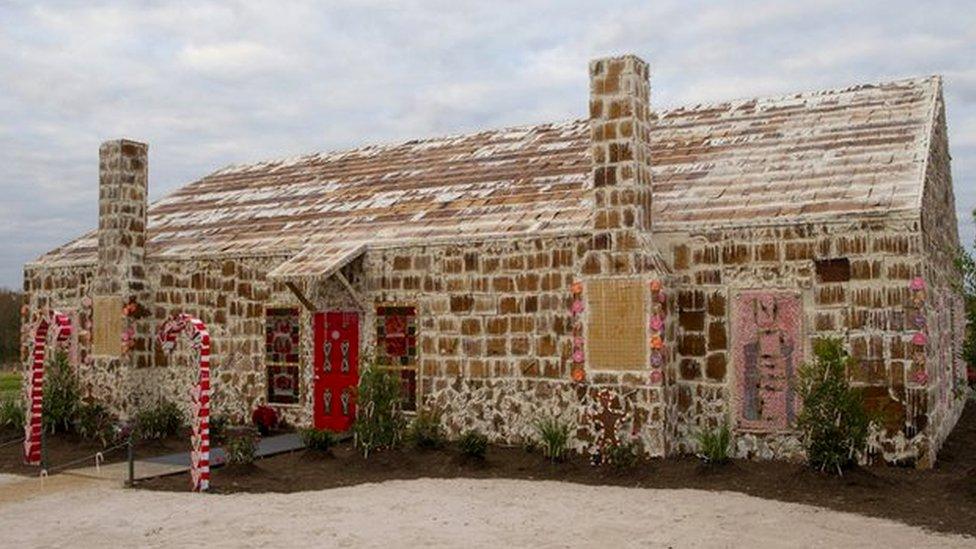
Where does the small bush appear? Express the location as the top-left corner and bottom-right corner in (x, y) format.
(532, 414), (572, 462)
(695, 421), (732, 465)
(795, 337), (872, 474)
(353, 362), (405, 458)
(407, 408), (444, 449)
(74, 402), (118, 447)
(251, 405), (279, 436)
(0, 398), (25, 432)
(209, 414), (229, 445)
(607, 438), (643, 469)
(135, 400), (184, 440)
(300, 428), (336, 452)
(225, 426), (259, 465)
(43, 351), (80, 434)
(458, 430), (488, 460)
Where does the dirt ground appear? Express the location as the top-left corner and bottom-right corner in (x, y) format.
(0, 476), (970, 547)
(139, 402), (976, 539)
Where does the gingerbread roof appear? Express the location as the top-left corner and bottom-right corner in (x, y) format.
(31, 75), (940, 268)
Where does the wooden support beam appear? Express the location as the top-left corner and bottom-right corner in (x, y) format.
(335, 271), (368, 311)
(285, 281), (316, 312)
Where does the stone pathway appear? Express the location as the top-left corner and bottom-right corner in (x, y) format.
(142, 432), (304, 468)
(65, 432), (305, 483)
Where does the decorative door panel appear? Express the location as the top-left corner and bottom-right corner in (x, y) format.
(313, 311), (359, 431)
(732, 291), (803, 432)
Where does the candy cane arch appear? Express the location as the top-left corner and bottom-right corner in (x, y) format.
(24, 310), (72, 465)
(156, 314), (211, 492)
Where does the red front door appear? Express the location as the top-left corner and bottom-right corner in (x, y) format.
(313, 311), (359, 431)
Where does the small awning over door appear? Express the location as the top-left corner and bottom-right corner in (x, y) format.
(267, 241), (367, 284)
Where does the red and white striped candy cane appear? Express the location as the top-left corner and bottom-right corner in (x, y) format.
(156, 314), (211, 492)
(24, 310), (72, 466)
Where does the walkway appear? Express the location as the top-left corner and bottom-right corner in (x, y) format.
(64, 432), (305, 483)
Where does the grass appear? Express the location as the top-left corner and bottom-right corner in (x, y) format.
(0, 371), (21, 402)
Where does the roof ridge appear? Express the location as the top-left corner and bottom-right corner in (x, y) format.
(205, 118), (587, 179)
(655, 74), (939, 117)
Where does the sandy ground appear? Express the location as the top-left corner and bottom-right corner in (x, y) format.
(0, 474), (972, 548)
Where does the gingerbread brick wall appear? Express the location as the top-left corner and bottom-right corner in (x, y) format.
(23, 231), (672, 456)
(22, 212), (964, 466)
(917, 87), (967, 460)
(366, 234), (669, 456)
(660, 207), (965, 465)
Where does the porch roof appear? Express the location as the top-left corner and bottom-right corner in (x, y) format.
(266, 241), (367, 283)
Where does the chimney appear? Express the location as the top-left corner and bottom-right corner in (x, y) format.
(94, 139), (148, 297)
(588, 55), (653, 252)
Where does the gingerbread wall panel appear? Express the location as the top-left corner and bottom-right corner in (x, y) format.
(586, 278), (647, 371)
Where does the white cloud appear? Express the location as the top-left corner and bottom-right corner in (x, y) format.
(178, 41), (292, 75)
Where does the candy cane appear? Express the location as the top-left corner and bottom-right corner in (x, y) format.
(23, 310), (72, 466)
(156, 314), (211, 492)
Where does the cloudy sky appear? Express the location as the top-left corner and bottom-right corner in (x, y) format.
(1, 1), (974, 289)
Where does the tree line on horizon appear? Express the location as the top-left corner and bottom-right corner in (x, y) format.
(0, 289), (22, 368)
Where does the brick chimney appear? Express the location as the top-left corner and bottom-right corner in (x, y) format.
(94, 139), (148, 297)
(588, 55), (653, 251)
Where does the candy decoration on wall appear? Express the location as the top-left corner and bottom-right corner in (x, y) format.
(648, 279), (667, 385)
(156, 314), (212, 492)
(570, 281), (585, 382)
(584, 388), (635, 465)
(24, 310), (72, 465)
(78, 296), (94, 366)
(121, 297), (144, 358)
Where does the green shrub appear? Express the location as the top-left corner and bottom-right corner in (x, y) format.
(407, 407), (445, 449)
(43, 351), (79, 434)
(458, 430), (488, 460)
(695, 421), (732, 465)
(956, 247), (976, 372)
(74, 402), (118, 447)
(0, 398), (25, 432)
(0, 370), (20, 401)
(795, 337), (872, 474)
(607, 438), (643, 469)
(300, 428), (336, 452)
(353, 362), (405, 458)
(225, 426), (258, 465)
(135, 400), (184, 440)
(209, 414), (229, 445)
(532, 414), (572, 462)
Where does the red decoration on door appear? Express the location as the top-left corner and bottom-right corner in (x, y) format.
(313, 311), (359, 431)
(23, 310), (72, 466)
